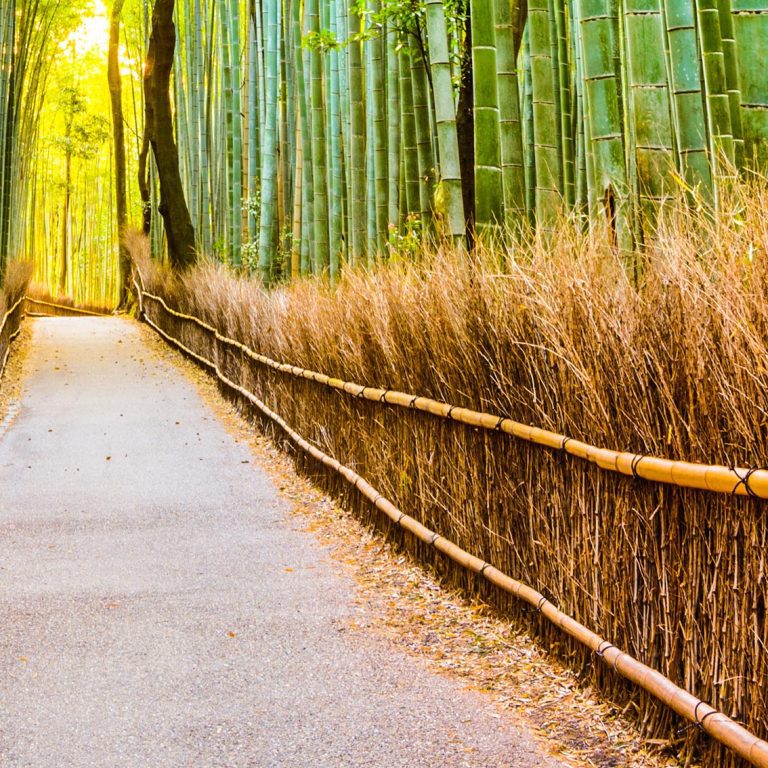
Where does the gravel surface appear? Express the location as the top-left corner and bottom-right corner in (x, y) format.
(0, 317), (568, 768)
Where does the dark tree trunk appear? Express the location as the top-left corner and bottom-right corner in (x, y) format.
(138, 132), (151, 236)
(108, 0), (130, 303)
(143, 0), (196, 269)
(456, 7), (475, 248)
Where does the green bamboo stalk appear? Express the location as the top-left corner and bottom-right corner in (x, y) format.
(661, 0), (713, 197)
(366, 33), (377, 257)
(623, 0), (676, 216)
(424, 0), (466, 240)
(258, 0), (280, 280)
(572, 4), (588, 213)
(716, 0), (744, 165)
(493, 0), (526, 223)
(248, 1), (259, 242)
(347, 0), (366, 265)
(228, 0), (243, 266)
(386, 21), (400, 237)
(199, 0), (213, 254)
(308, 0), (329, 273)
(529, 0), (563, 225)
(370, 5), (388, 255)
(399, 42), (420, 217)
(522, 24), (536, 221)
(335, 0), (351, 261)
(327, 0), (342, 279)
(553, 0), (574, 207)
(731, 0), (768, 167)
(471, 0), (504, 229)
(696, 0), (736, 172)
(410, 46), (435, 226)
(576, 0), (632, 248)
(295, 0), (313, 274)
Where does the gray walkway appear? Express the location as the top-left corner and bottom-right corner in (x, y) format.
(0, 318), (563, 767)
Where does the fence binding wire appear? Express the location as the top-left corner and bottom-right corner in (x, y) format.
(134, 269), (768, 768)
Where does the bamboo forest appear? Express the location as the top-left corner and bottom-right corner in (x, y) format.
(2, 0), (768, 767)
(2, 0), (766, 291)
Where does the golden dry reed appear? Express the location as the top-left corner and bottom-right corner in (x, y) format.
(128, 177), (768, 768)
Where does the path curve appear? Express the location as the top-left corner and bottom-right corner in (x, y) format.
(0, 317), (565, 767)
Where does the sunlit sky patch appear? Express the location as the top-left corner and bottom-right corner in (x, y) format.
(68, 0), (110, 54)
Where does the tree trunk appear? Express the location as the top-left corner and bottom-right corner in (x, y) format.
(108, 0), (130, 303)
(143, 0), (196, 269)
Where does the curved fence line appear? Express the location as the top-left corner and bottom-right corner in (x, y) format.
(24, 297), (110, 317)
(136, 282), (768, 500)
(0, 296), (26, 382)
(135, 274), (768, 768)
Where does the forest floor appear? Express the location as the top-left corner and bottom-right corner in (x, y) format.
(0, 317), (685, 767)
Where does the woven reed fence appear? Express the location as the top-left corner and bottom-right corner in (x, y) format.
(135, 266), (768, 768)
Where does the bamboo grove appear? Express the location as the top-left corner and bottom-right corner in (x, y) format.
(163, 0), (768, 280)
(0, 0), (138, 305)
(1, 0), (767, 288)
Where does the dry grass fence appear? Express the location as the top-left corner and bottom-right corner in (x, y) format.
(126, 178), (768, 767)
(0, 263), (31, 381)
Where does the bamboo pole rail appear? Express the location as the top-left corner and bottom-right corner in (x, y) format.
(136, 282), (768, 500)
(135, 273), (768, 768)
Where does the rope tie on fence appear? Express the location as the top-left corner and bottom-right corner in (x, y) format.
(630, 453), (645, 479)
(595, 640), (614, 657)
(134, 270), (768, 768)
(731, 466), (766, 499)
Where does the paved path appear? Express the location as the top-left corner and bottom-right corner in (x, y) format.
(0, 318), (565, 767)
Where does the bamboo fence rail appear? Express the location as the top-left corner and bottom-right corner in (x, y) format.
(135, 283), (768, 500)
(134, 271), (768, 768)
